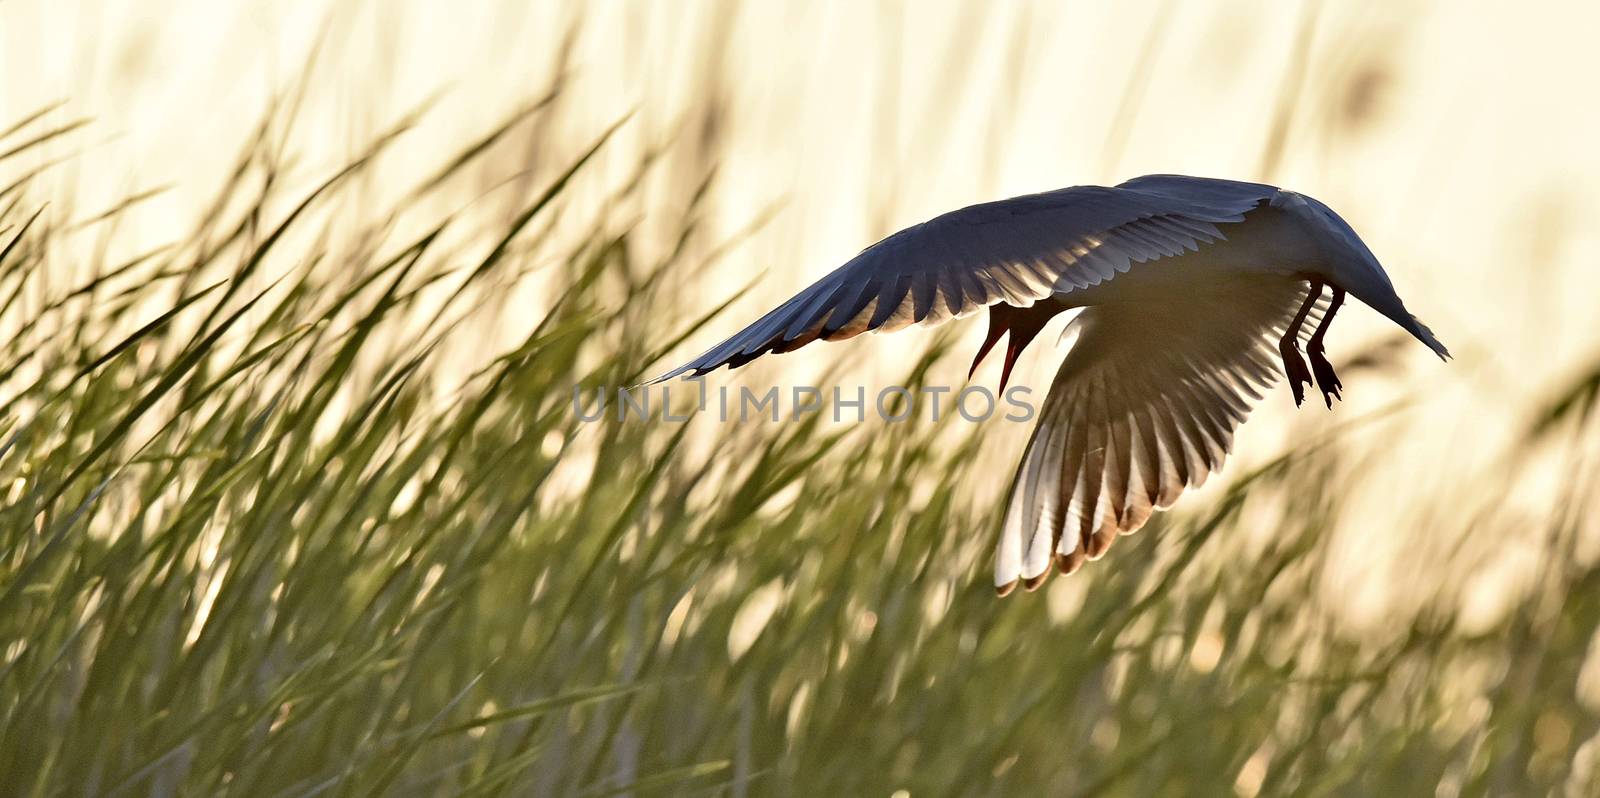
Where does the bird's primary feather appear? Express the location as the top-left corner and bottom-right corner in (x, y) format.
(646, 178), (1279, 384)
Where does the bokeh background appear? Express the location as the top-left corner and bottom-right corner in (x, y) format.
(3, 1), (1599, 795)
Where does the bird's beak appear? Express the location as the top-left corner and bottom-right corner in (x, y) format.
(968, 303), (1057, 393)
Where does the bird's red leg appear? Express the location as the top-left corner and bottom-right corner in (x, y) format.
(1306, 285), (1346, 408)
(1279, 280), (1322, 407)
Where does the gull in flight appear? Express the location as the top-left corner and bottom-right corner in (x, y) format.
(650, 175), (1448, 596)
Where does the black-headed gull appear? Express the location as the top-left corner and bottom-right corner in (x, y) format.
(652, 175), (1448, 596)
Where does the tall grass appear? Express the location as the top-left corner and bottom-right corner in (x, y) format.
(4, 25), (1600, 798)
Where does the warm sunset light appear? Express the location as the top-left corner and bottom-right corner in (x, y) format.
(3, 2), (1598, 795)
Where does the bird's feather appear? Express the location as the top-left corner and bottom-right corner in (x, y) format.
(647, 177), (1279, 383)
(994, 276), (1327, 595)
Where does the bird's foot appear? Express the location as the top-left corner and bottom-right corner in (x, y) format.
(1279, 339), (1312, 408)
(1307, 341), (1342, 409)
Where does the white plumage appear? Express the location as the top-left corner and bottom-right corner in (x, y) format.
(651, 175), (1448, 596)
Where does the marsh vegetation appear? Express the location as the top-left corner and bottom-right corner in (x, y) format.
(2, 3), (1598, 795)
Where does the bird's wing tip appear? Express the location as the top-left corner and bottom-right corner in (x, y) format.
(640, 360), (730, 387)
(639, 367), (693, 388)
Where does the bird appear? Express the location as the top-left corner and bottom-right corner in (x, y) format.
(648, 174), (1449, 596)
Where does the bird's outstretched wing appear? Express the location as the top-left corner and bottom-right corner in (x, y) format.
(993, 276), (1325, 595)
(648, 177), (1277, 383)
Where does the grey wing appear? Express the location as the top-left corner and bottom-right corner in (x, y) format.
(648, 178), (1279, 383)
(994, 276), (1326, 594)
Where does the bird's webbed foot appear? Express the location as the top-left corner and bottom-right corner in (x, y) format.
(1305, 286), (1346, 409)
(1279, 278), (1323, 408)
(1278, 337), (1313, 408)
(1307, 340), (1342, 409)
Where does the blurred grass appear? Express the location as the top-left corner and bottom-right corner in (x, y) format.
(4, 14), (1600, 798)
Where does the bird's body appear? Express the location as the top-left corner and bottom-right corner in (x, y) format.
(651, 175), (1447, 595)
